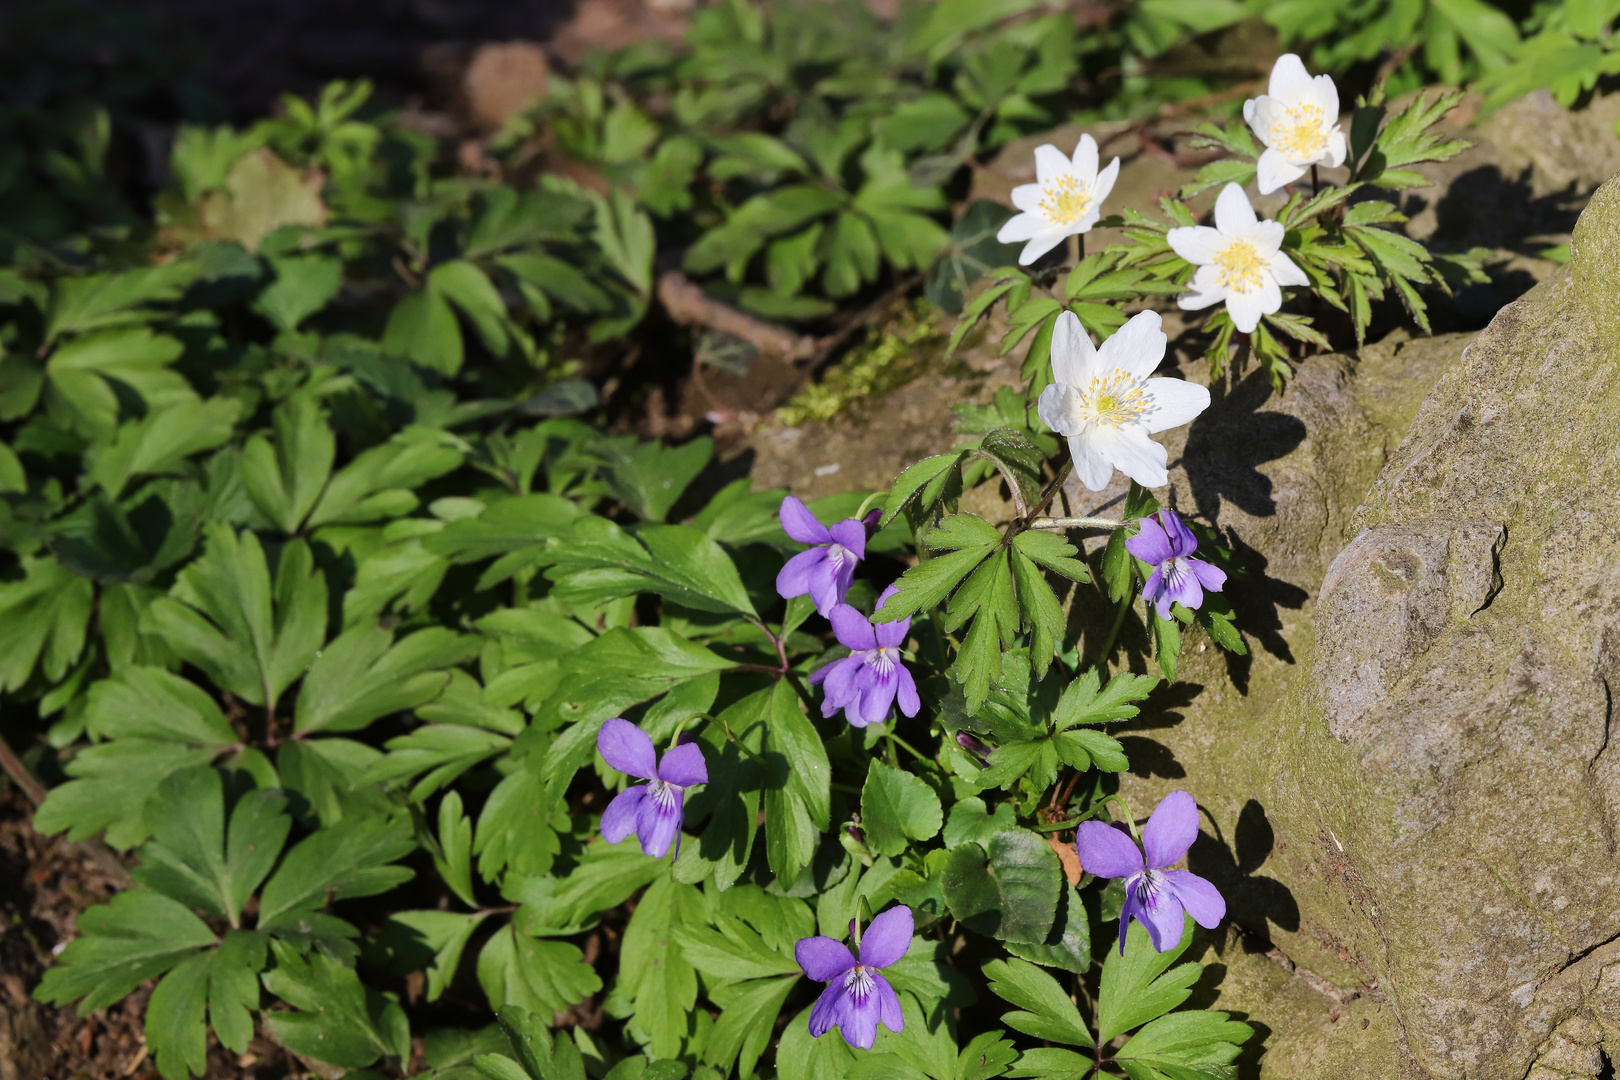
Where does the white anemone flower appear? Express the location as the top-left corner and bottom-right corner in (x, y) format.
(996, 134), (1121, 265)
(1037, 309), (1210, 492)
(1243, 53), (1347, 194)
(1166, 183), (1308, 334)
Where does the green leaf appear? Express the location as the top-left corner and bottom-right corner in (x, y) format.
(1003, 882), (1091, 974)
(861, 760), (943, 857)
(143, 525), (326, 710)
(589, 435), (713, 522)
(941, 797), (1017, 848)
(874, 514), (1002, 623)
(436, 791), (478, 908)
(477, 925), (603, 1019)
(45, 328), (190, 441)
(294, 625), (478, 734)
(982, 956), (1093, 1047)
(704, 976), (797, 1078)
(132, 766), (291, 926)
(776, 1004), (857, 1080)
(941, 831), (1060, 945)
(925, 200), (1025, 315)
(89, 397), (242, 498)
(253, 254), (343, 332)
(1097, 918), (1200, 1043)
(547, 518), (758, 617)
(1051, 669), (1159, 729)
(615, 876), (703, 1056)
(34, 891), (217, 1012)
(1114, 1009), (1253, 1077)
(0, 555), (93, 692)
(305, 427), (464, 529)
(763, 677), (829, 883)
(256, 813), (416, 947)
(880, 452), (967, 531)
(146, 951), (212, 1080)
(372, 910), (488, 1002)
(385, 285), (463, 375)
(263, 941), (410, 1069)
(241, 393), (336, 534)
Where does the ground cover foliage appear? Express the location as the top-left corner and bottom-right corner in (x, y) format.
(0, 1), (1610, 1078)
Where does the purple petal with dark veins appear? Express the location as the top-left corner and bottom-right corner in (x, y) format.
(829, 518), (868, 560)
(635, 793), (682, 858)
(1136, 880), (1189, 952)
(840, 985), (881, 1050)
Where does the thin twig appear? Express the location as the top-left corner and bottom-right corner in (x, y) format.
(0, 730), (46, 805)
(1029, 515), (1124, 531)
(658, 271), (813, 361)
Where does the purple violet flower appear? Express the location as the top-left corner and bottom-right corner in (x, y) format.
(775, 497), (878, 616)
(795, 904), (913, 1049)
(956, 732), (995, 761)
(596, 718), (707, 859)
(1124, 509), (1227, 620)
(810, 587), (919, 728)
(1075, 790), (1226, 953)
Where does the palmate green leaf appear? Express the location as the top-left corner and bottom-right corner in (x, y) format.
(674, 694), (767, 890)
(875, 513), (1002, 623)
(33, 668), (240, 849)
(615, 876), (704, 1056)
(89, 396), (242, 498)
(146, 930), (268, 1080)
(132, 766), (292, 926)
(589, 435), (713, 522)
(880, 451), (968, 531)
(705, 975), (798, 1079)
(529, 840), (667, 930)
(925, 200), (1027, 316)
(305, 426), (465, 529)
(44, 261), (207, 344)
(477, 925), (604, 1020)
(1052, 668), (1159, 729)
(0, 554), (92, 692)
(263, 941), (411, 1069)
(384, 284), (463, 375)
(256, 812), (416, 949)
(275, 736), (389, 830)
(941, 831), (1060, 945)
(862, 760), (943, 857)
(982, 956), (1093, 1047)
(34, 890), (218, 1012)
(1003, 1048), (1091, 1080)
(241, 393), (336, 534)
(1114, 1009), (1253, 1080)
(776, 1003), (858, 1080)
(45, 328), (192, 441)
(143, 525), (326, 711)
(948, 551), (1020, 712)
(497, 1005), (586, 1080)
(427, 493), (584, 589)
(370, 910), (488, 1003)
(1097, 918), (1201, 1043)
(546, 517), (759, 617)
(942, 797), (1018, 848)
(293, 624), (478, 734)
(252, 253), (343, 332)
(435, 791), (478, 908)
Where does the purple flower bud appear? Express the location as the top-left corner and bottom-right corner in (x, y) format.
(775, 497), (877, 616)
(1074, 791), (1226, 953)
(955, 732), (994, 761)
(1124, 509), (1227, 621)
(809, 586), (920, 728)
(596, 718), (707, 859)
(795, 905), (913, 1049)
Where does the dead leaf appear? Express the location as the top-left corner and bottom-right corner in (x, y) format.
(198, 149), (326, 250)
(1048, 834), (1082, 886)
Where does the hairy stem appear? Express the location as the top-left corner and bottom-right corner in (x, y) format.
(1029, 515), (1125, 531)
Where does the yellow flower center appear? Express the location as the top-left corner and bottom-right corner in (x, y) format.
(1270, 103), (1327, 161)
(1079, 370), (1147, 428)
(1039, 174), (1093, 226)
(1214, 239), (1265, 294)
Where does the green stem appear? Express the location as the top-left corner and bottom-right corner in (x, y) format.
(723, 723), (770, 768)
(884, 729), (928, 763)
(1098, 794), (1141, 842)
(1094, 592), (1132, 672)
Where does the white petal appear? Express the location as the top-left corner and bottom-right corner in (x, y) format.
(1311, 73), (1340, 123)
(1038, 383), (1079, 435)
(1179, 266), (1228, 311)
(1224, 291), (1263, 333)
(1255, 149), (1305, 195)
(1093, 426), (1169, 489)
(1071, 133), (1099, 185)
(1018, 231), (1067, 266)
(1166, 225), (1225, 265)
(1244, 219), (1286, 258)
(1068, 432), (1114, 492)
(997, 212), (1046, 243)
(1141, 377), (1211, 434)
(1269, 250), (1310, 287)
(1325, 129), (1348, 168)
(1213, 183), (1257, 235)
(1049, 310), (1096, 388)
(1010, 183), (1044, 213)
(1092, 157), (1121, 209)
(1074, 207), (1102, 234)
(1098, 310), (1166, 381)
(1268, 53), (1314, 104)
(1255, 273), (1282, 315)
(1034, 144), (1072, 184)
(1245, 96), (1280, 147)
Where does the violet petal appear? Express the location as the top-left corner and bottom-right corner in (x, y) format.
(777, 547), (830, 603)
(828, 518), (867, 560)
(859, 905), (913, 969)
(796, 936), (857, 981)
(1075, 819), (1146, 879)
(657, 743), (707, 787)
(597, 718), (659, 780)
(894, 665), (920, 718)
(1125, 517), (1174, 566)
(635, 793), (681, 858)
(1163, 869), (1226, 928)
(600, 786), (646, 844)
(1189, 558), (1226, 591)
(808, 981), (846, 1037)
(780, 496), (832, 544)
(829, 605), (879, 651)
(1142, 790), (1200, 868)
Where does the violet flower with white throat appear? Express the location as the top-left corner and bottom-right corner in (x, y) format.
(1036, 309), (1210, 492)
(1244, 53), (1347, 195)
(1166, 183), (1309, 334)
(996, 134), (1120, 265)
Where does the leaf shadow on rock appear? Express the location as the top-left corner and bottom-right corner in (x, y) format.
(1178, 373), (1310, 672)
(1116, 680), (1200, 780)
(1188, 799), (1301, 942)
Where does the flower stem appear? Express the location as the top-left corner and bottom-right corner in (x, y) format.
(723, 723), (770, 769)
(884, 729), (928, 763)
(1023, 458), (1073, 525)
(1099, 794), (1141, 842)
(1028, 515), (1124, 531)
